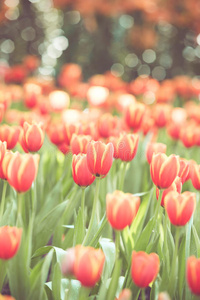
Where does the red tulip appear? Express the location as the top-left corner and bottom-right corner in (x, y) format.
(98, 113), (118, 138)
(146, 142), (167, 164)
(70, 134), (92, 155)
(156, 176), (182, 207)
(62, 245), (105, 287)
(189, 162), (200, 190)
(153, 104), (171, 128)
(20, 121), (44, 152)
(0, 295), (16, 300)
(116, 289), (132, 300)
(187, 256), (200, 295)
(150, 153), (180, 189)
(0, 151), (13, 180)
(131, 251), (160, 288)
(7, 152), (40, 193)
(124, 102), (146, 131)
(0, 226), (22, 260)
(117, 133), (139, 162)
(87, 141), (114, 178)
(106, 190), (140, 230)
(178, 158), (189, 184)
(72, 154), (95, 187)
(0, 125), (20, 150)
(165, 191), (196, 226)
(63, 123), (82, 145)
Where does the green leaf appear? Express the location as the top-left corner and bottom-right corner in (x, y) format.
(178, 236), (186, 300)
(32, 200), (68, 252)
(32, 246), (66, 266)
(106, 259), (122, 300)
(52, 262), (62, 300)
(99, 238), (115, 282)
(27, 249), (54, 300)
(73, 207), (85, 246)
(87, 214), (108, 247)
(192, 225), (200, 257)
(134, 217), (155, 251)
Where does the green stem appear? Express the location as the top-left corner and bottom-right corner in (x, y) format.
(79, 286), (90, 300)
(0, 259), (7, 292)
(0, 181), (7, 219)
(81, 188), (86, 228)
(169, 226), (180, 297)
(83, 178), (100, 246)
(115, 230), (120, 260)
(141, 288), (146, 300)
(119, 162), (127, 190)
(154, 188), (163, 220)
(17, 193), (23, 227)
(185, 215), (193, 299)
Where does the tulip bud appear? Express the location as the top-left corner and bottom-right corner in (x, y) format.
(106, 190), (140, 230)
(131, 251), (160, 288)
(87, 141), (114, 178)
(156, 176), (182, 206)
(117, 133), (139, 162)
(124, 102), (146, 131)
(72, 154), (95, 187)
(21, 121), (44, 152)
(146, 142), (167, 164)
(7, 152), (40, 193)
(150, 153), (180, 189)
(70, 134), (92, 155)
(165, 191), (196, 226)
(0, 226), (22, 260)
(0, 125), (20, 150)
(187, 256), (200, 295)
(62, 245), (105, 287)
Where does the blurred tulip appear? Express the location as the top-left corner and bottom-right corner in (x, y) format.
(87, 141), (114, 178)
(124, 102), (146, 131)
(0, 125), (20, 150)
(150, 153), (180, 189)
(180, 122), (196, 148)
(116, 289), (132, 300)
(47, 122), (65, 146)
(70, 134), (92, 155)
(23, 83), (41, 109)
(158, 292), (171, 300)
(0, 151), (14, 180)
(146, 142), (167, 164)
(62, 245), (105, 287)
(72, 154), (95, 187)
(166, 121), (181, 140)
(63, 123), (82, 145)
(187, 256), (200, 295)
(156, 176), (182, 207)
(20, 122), (44, 152)
(131, 251), (160, 288)
(23, 55), (40, 72)
(165, 191), (196, 226)
(0, 226), (22, 260)
(189, 162), (200, 190)
(7, 152), (40, 193)
(49, 90), (70, 112)
(106, 190), (140, 230)
(117, 133), (139, 162)
(0, 295), (16, 300)
(98, 113), (118, 138)
(178, 158), (189, 184)
(153, 104), (171, 128)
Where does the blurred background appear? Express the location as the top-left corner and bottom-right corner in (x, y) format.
(0, 0), (200, 82)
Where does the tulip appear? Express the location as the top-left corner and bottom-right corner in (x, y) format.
(158, 292), (171, 300)
(106, 190), (140, 230)
(178, 158), (189, 184)
(63, 123), (82, 145)
(146, 142), (167, 164)
(153, 103), (171, 128)
(47, 122), (65, 146)
(131, 251), (160, 288)
(0, 125), (20, 150)
(0, 295), (16, 300)
(98, 113), (118, 138)
(87, 141), (114, 178)
(0, 226), (22, 260)
(124, 102), (146, 131)
(180, 122), (196, 148)
(189, 162), (200, 190)
(0, 151), (14, 180)
(150, 153), (180, 189)
(187, 256), (200, 295)
(62, 245), (105, 287)
(117, 133), (139, 162)
(116, 289), (132, 300)
(7, 152), (40, 193)
(156, 176), (182, 207)
(108, 136), (119, 159)
(70, 134), (92, 155)
(165, 191), (196, 226)
(20, 121), (44, 152)
(72, 154), (95, 187)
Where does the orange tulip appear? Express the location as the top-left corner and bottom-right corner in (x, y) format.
(63, 123), (82, 145)
(87, 141), (114, 178)
(165, 191), (196, 226)
(106, 190), (140, 230)
(131, 251), (160, 288)
(0, 295), (16, 300)
(153, 104), (171, 128)
(156, 176), (182, 207)
(146, 142), (166, 164)
(70, 134), (92, 155)
(0, 150), (13, 180)
(72, 154), (95, 187)
(189, 162), (200, 190)
(0, 226), (22, 260)
(20, 121), (44, 152)
(7, 152), (39, 193)
(62, 245), (105, 287)
(98, 113), (118, 138)
(150, 153), (180, 189)
(178, 158), (189, 184)
(117, 133), (139, 162)
(187, 256), (200, 295)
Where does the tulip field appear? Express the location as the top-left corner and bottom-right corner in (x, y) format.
(0, 71), (200, 300)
